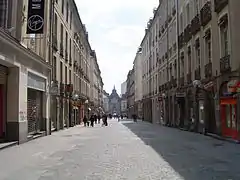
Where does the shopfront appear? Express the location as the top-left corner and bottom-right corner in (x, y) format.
(27, 72), (46, 135)
(176, 92), (186, 128)
(220, 80), (240, 140)
(0, 65), (7, 139)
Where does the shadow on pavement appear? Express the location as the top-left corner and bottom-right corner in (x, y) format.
(121, 120), (240, 180)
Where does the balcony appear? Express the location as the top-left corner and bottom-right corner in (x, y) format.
(191, 14), (201, 36)
(200, 1), (212, 27)
(214, 0), (228, 13)
(194, 66), (201, 80)
(220, 55), (231, 73)
(187, 72), (192, 84)
(60, 43), (63, 57)
(52, 35), (58, 51)
(184, 24), (192, 43)
(204, 62), (212, 79)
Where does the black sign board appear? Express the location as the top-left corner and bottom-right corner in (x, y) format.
(26, 0), (45, 34)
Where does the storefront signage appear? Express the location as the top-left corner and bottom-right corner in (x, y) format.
(176, 92), (186, 98)
(227, 80), (240, 93)
(27, 72), (46, 91)
(203, 81), (214, 90)
(26, 0), (45, 34)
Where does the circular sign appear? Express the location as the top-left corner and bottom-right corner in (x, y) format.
(27, 15), (44, 32)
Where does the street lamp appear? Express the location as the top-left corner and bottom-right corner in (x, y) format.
(84, 99), (90, 119)
(72, 93), (79, 126)
(162, 93), (166, 99)
(72, 93), (79, 101)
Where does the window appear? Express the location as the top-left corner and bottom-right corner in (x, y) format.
(53, 56), (57, 79)
(65, 66), (67, 84)
(220, 24), (229, 57)
(180, 13), (183, 32)
(70, 12), (72, 29)
(186, 4), (190, 24)
(65, 31), (68, 53)
(60, 62), (63, 82)
(60, 24), (63, 44)
(66, 2), (69, 22)
(61, 0), (64, 14)
(69, 39), (72, 59)
(69, 70), (71, 83)
(195, 0), (199, 15)
(195, 39), (200, 66)
(205, 30), (211, 62)
(174, 61), (177, 77)
(187, 46), (191, 73)
(54, 13), (58, 35)
(0, 0), (8, 28)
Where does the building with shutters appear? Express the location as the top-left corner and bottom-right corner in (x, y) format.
(0, 0), (51, 143)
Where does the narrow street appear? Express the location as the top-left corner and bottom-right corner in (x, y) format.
(0, 120), (240, 180)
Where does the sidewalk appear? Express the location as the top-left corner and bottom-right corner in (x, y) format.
(0, 124), (85, 151)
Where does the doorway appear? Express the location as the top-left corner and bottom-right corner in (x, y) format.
(221, 98), (238, 140)
(0, 85), (3, 138)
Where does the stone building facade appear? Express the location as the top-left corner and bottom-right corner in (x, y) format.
(0, 0), (103, 143)
(137, 0), (240, 140)
(108, 86), (121, 115)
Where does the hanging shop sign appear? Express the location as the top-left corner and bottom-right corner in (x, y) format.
(26, 0), (45, 34)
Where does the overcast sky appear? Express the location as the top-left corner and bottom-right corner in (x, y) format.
(76, 0), (158, 94)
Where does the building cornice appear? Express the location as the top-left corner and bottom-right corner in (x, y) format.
(0, 28), (51, 70)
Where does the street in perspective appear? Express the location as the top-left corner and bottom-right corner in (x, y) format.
(1, 0), (240, 179)
(0, 119), (240, 180)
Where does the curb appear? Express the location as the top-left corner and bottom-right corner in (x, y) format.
(0, 141), (18, 151)
(205, 133), (240, 144)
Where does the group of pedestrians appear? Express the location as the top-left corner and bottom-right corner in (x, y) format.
(83, 114), (108, 127)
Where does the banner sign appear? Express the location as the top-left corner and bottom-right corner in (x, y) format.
(26, 0), (45, 34)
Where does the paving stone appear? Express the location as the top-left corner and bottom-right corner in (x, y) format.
(0, 120), (239, 179)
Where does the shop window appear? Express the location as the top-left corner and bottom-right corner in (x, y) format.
(225, 104), (231, 128)
(231, 105), (236, 129)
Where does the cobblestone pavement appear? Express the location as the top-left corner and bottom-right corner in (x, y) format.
(0, 119), (240, 180)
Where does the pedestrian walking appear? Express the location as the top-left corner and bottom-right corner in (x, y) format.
(94, 114), (97, 124)
(97, 114), (101, 124)
(83, 115), (88, 127)
(90, 115), (95, 127)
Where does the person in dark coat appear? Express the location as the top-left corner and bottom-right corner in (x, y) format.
(102, 114), (108, 126)
(90, 115), (95, 127)
(83, 115), (88, 127)
(97, 114), (101, 124)
(94, 114), (97, 124)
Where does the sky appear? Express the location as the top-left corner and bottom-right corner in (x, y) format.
(76, 0), (158, 94)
